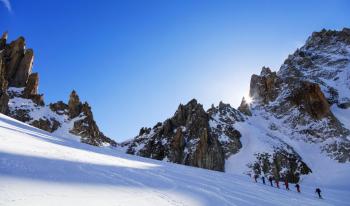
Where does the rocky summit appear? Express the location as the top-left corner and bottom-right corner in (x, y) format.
(0, 32), (116, 147)
(122, 99), (244, 171)
(122, 28), (350, 183)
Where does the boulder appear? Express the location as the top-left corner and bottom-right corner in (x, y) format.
(50, 101), (69, 115)
(31, 118), (61, 133)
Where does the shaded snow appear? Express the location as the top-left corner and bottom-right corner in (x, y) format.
(1, 114), (349, 205)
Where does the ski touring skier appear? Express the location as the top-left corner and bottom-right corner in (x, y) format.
(275, 179), (280, 189)
(284, 179), (289, 190)
(295, 184), (301, 193)
(268, 176), (273, 187)
(261, 176), (266, 185)
(254, 174), (258, 183)
(315, 188), (322, 199)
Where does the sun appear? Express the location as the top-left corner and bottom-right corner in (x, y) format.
(244, 94), (252, 104)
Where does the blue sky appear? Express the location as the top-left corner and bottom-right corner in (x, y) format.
(1, 0), (349, 141)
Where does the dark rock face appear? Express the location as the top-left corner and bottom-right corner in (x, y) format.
(23, 73), (44, 106)
(69, 100), (117, 147)
(289, 81), (330, 119)
(68, 90), (82, 119)
(249, 67), (280, 104)
(0, 54), (9, 114)
(49, 101), (69, 115)
(3, 36), (34, 87)
(0, 32), (7, 50)
(124, 99), (226, 171)
(31, 118), (61, 133)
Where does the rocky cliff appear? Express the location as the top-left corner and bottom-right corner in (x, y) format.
(0, 32), (116, 147)
(122, 100), (244, 171)
(122, 28), (350, 183)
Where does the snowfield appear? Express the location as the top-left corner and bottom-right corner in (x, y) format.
(0, 114), (349, 206)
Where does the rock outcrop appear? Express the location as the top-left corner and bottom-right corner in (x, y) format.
(68, 90), (82, 119)
(123, 99), (227, 171)
(249, 150), (312, 183)
(249, 67), (280, 104)
(68, 92), (117, 146)
(0, 53), (9, 114)
(289, 81), (330, 119)
(237, 97), (252, 116)
(123, 100), (245, 172)
(1, 32), (116, 147)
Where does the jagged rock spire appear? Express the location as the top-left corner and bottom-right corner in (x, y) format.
(68, 90), (82, 119)
(0, 31), (8, 50)
(1, 34), (34, 87)
(238, 97), (252, 116)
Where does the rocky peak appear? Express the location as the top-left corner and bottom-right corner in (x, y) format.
(305, 28), (350, 49)
(278, 27), (350, 108)
(1, 32), (116, 147)
(68, 90), (82, 119)
(237, 97), (252, 116)
(4, 36), (34, 87)
(124, 99), (225, 171)
(249, 67), (280, 104)
(0, 31), (8, 50)
(171, 99), (209, 138)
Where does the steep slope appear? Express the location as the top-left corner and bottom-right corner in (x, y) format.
(1, 114), (349, 206)
(0, 32), (116, 146)
(122, 28), (350, 185)
(230, 28), (350, 185)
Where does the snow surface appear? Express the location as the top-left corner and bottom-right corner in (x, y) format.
(225, 106), (350, 189)
(0, 114), (349, 206)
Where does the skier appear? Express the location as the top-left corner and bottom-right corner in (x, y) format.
(275, 179), (280, 189)
(295, 184), (301, 193)
(254, 174), (258, 183)
(268, 176), (273, 187)
(261, 176), (266, 185)
(284, 179), (289, 190)
(315, 188), (322, 199)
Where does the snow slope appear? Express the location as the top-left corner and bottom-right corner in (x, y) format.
(225, 108), (350, 189)
(0, 114), (349, 206)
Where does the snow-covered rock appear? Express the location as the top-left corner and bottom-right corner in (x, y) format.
(0, 32), (116, 147)
(123, 28), (350, 185)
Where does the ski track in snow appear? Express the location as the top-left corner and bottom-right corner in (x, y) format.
(0, 114), (349, 206)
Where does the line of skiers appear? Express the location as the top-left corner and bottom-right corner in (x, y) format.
(253, 174), (322, 199)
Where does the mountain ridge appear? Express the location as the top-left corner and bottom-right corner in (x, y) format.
(1, 28), (350, 185)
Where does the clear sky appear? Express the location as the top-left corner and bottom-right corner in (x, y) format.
(1, 0), (349, 141)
